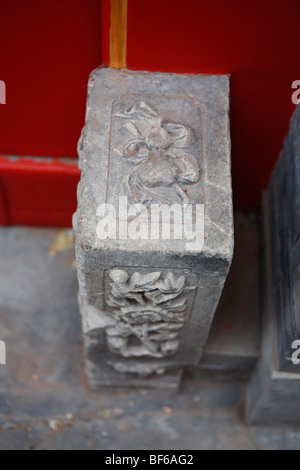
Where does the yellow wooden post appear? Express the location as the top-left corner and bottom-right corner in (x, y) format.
(109, 0), (127, 68)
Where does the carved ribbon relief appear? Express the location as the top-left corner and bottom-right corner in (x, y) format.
(115, 101), (201, 205)
(105, 269), (196, 358)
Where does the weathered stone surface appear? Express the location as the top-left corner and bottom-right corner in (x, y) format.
(246, 193), (300, 424)
(246, 103), (300, 423)
(263, 102), (300, 373)
(73, 68), (233, 389)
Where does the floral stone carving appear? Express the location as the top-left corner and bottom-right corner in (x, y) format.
(105, 269), (196, 358)
(115, 101), (201, 205)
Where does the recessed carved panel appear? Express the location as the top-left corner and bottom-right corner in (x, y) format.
(104, 269), (197, 358)
(115, 101), (200, 205)
(106, 95), (204, 206)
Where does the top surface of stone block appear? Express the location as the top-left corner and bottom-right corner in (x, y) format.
(74, 68), (233, 261)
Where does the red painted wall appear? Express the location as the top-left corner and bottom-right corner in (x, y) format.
(126, 0), (300, 210)
(0, 0), (102, 225)
(0, 0), (299, 226)
(0, 156), (80, 227)
(0, 0), (101, 157)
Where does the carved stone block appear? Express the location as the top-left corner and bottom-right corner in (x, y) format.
(246, 103), (300, 424)
(73, 68), (233, 389)
(264, 102), (300, 373)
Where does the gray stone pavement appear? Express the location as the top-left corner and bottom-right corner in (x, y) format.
(0, 223), (300, 450)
